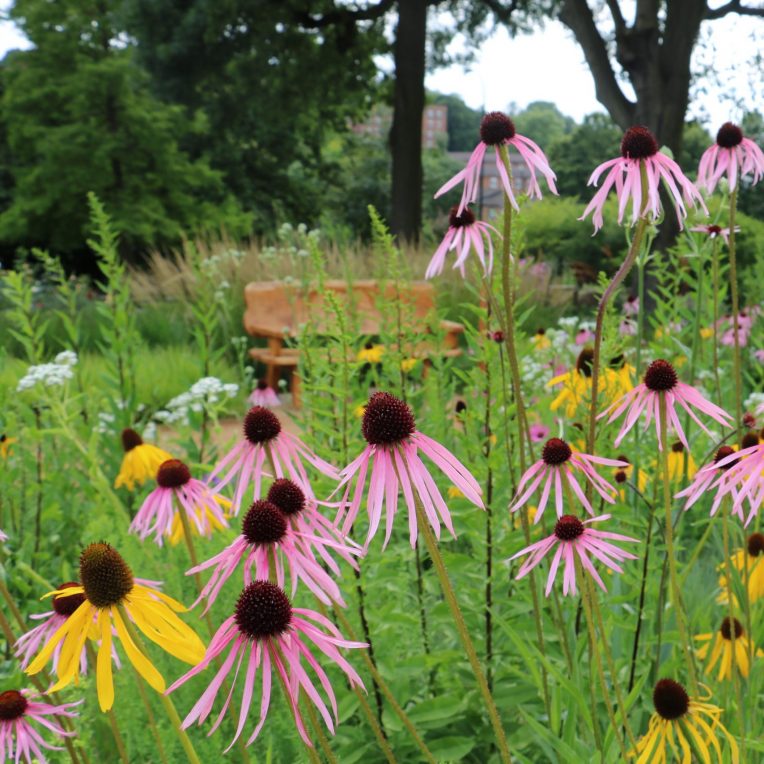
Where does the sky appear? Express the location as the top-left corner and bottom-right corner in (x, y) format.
(0, 4), (761, 130)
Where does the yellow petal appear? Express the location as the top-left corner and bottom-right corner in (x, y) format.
(112, 606), (165, 694)
(27, 601), (89, 675)
(97, 609), (115, 712)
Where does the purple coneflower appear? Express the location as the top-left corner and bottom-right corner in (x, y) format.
(698, 121), (764, 194)
(207, 406), (338, 512)
(599, 359), (733, 449)
(189, 499), (360, 612)
(690, 223), (738, 246)
(168, 581), (365, 749)
(249, 380), (281, 408)
(509, 514), (638, 596)
(0, 689), (80, 764)
(426, 205), (499, 278)
(508, 438), (625, 523)
(434, 111), (557, 215)
(581, 125), (706, 233)
(131, 459), (229, 546)
(336, 392), (482, 549)
(529, 423), (550, 443)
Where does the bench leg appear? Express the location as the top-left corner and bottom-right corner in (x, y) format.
(291, 371), (301, 409)
(265, 363), (279, 390)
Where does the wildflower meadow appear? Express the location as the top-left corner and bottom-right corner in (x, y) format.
(1, 110), (764, 764)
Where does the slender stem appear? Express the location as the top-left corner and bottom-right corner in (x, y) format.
(587, 220), (648, 461)
(86, 644), (129, 764)
(413, 500), (511, 763)
(578, 563), (627, 759)
(32, 407), (44, 558)
(722, 504), (747, 758)
(711, 237), (723, 405)
(413, 539), (434, 692)
(679, 515), (717, 586)
(728, 188), (742, 442)
(0, 576), (28, 633)
(628, 498), (655, 694)
(331, 605), (436, 764)
(117, 605), (202, 764)
(304, 697), (338, 764)
(658, 396), (698, 693)
(352, 683), (397, 764)
(132, 664), (170, 764)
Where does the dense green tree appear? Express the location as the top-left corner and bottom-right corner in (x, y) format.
(738, 110), (764, 221)
(0, 0), (249, 267)
(431, 92), (482, 151)
(513, 101), (575, 150)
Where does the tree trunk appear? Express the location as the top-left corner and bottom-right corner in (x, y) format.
(389, 0), (427, 245)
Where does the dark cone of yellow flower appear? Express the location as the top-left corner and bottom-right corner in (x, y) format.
(80, 543), (134, 608)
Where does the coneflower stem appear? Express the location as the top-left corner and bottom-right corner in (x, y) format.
(577, 561), (628, 759)
(331, 605), (436, 764)
(587, 163), (649, 464)
(728, 187), (742, 442)
(303, 696), (338, 764)
(413, 501), (512, 763)
(413, 538), (434, 692)
(722, 502), (747, 758)
(86, 644), (129, 764)
(117, 606), (202, 764)
(710, 237), (723, 405)
(350, 680), (397, 764)
(658, 396), (698, 694)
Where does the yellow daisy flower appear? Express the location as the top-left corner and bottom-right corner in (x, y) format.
(114, 429), (173, 490)
(631, 679), (739, 763)
(0, 434), (17, 460)
(531, 329), (551, 350)
(695, 617), (761, 680)
(447, 486), (464, 500)
(548, 368), (589, 419)
(664, 442), (697, 482)
(401, 358), (417, 373)
(718, 532), (764, 604)
(168, 502), (229, 546)
(700, 327), (714, 340)
(356, 344), (385, 364)
(27, 542), (205, 711)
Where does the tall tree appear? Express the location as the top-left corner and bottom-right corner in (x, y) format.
(554, 0), (764, 155)
(0, 0), (248, 266)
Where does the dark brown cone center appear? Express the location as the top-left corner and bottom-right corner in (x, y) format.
(554, 515), (584, 541)
(243, 407), (282, 444)
(576, 348), (594, 378)
(156, 459), (192, 488)
(449, 206), (476, 228)
(621, 126), (659, 159)
(643, 360), (678, 392)
(653, 679), (689, 720)
(542, 438), (572, 466)
(747, 532), (764, 557)
(0, 690), (27, 721)
(242, 500), (288, 545)
(52, 582), (86, 617)
(266, 479), (306, 516)
(362, 392), (416, 445)
(720, 617), (744, 640)
(121, 428), (143, 452)
(480, 111), (515, 145)
(716, 122), (743, 148)
(79, 542), (134, 608)
(234, 581), (292, 640)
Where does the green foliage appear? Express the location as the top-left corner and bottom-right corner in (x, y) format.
(431, 92), (482, 151)
(0, 0), (250, 263)
(513, 100), (575, 149)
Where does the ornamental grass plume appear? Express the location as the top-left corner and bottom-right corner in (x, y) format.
(695, 617), (760, 680)
(189, 498), (361, 612)
(581, 125), (706, 233)
(168, 581), (366, 750)
(508, 437), (626, 523)
(426, 205), (499, 278)
(26, 542), (205, 711)
(434, 111), (557, 215)
(336, 392), (483, 549)
(631, 679), (739, 762)
(0, 689), (80, 764)
(131, 458), (229, 546)
(599, 359), (733, 449)
(114, 428), (173, 490)
(698, 121), (764, 194)
(206, 406), (338, 513)
(508, 514), (638, 596)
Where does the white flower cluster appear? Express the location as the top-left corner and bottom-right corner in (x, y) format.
(95, 411), (116, 434)
(153, 377), (239, 425)
(16, 351), (78, 392)
(745, 392), (764, 416)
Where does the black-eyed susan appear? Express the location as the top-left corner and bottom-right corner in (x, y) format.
(531, 328), (551, 350)
(631, 679), (739, 763)
(26, 542), (205, 711)
(356, 343), (384, 364)
(718, 532), (764, 604)
(0, 433), (17, 460)
(695, 617), (761, 680)
(665, 441), (697, 482)
(114, 428), (173, 490)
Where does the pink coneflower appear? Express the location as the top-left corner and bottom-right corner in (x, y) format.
(598, 359), (733, 449)
(434, 111), (557, 215)
(719, 310), (756, 347)
(426, 206), (499, 278)
(690, 224), (738, 246)
(698, 121), (764, 194)
(131, 459), (229, 545)
(581, 125), (707, 233)
(529, 423), (550, 443)
(0, 689), (80, 764)
(623, 294), (639, 316)
(206, 407), (338, 512)
(575, 328), (595, 345)
(696, 441), (764, 526)
(619, 319), (637, 336)
(509, 514), (638, 596)
(335, 392), (483, 548)
(508, 438), (626, 523)
(168, 581), (365, 749)
(675, 445), (748, 522)
(249, 380), (281, 408)
(189, 499), (360, 612)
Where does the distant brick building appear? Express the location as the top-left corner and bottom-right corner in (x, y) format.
(446, 150), (533, 220)
(351, 104), (448, 149)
